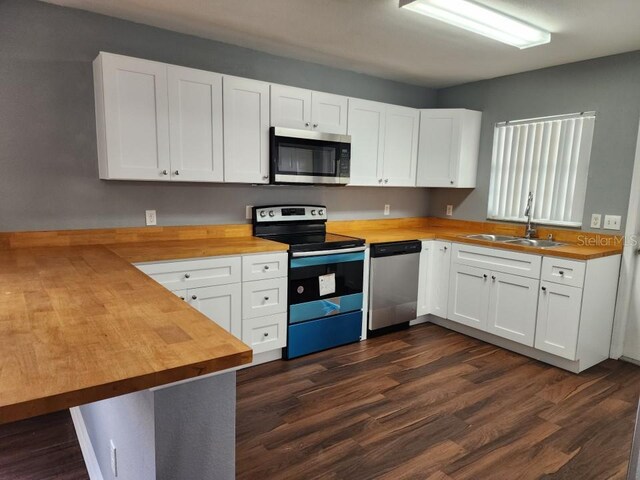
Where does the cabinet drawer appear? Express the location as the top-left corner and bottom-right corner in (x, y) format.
(136, 256), (241, 290)
(242, 252), (288, 281)
(242, 277), (288, 319)
(452, 243), (541, 279)
(541, 257), (585, 288)
(242, 313), (287, 354)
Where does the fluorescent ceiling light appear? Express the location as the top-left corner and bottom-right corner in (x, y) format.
(400, 0), (551, 49)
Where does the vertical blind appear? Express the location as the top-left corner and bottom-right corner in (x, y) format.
(487, 112), (596, 227)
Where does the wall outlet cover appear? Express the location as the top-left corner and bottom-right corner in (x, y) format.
(604, 214), (622, 230)
(384, 204), (390, 216)
(590, 213), (602, 229)
(145, 210), (157, 226)
(246, 205), (253, 220)
(110, 439), (117, 477)
(446, 205), (453, 216)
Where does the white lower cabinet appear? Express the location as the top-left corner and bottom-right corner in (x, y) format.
(487, 272), (539, 347)
(188, 283), (242, 338)
(448, 264), (490, 330)
(416, 241), (431, 316)
(430, 241), (451, 318)
(242, 313), (287, 354)
(242, 277), (288, 319)
(535, 281), (582, 360)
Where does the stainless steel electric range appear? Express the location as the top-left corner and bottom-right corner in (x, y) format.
(253, 205), (365, 359)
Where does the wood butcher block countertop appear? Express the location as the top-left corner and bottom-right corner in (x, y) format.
(0, 228), (288, 425)
(0, 218), (621, 424)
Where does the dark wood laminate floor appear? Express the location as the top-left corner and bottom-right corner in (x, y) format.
(1, 324), (639, 479)
(236, 324), (640, 480)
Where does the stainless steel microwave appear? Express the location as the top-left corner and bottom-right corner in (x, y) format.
(270, 127), (351, 185)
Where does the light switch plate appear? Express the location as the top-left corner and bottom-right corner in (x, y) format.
(145, 210), (157, 226)
(590, 214), (602, 229)
(384, 204), (390, 216)
(246, 205), (253, 220)
(446, 205), (453, 216)
(604, 215), (621, 230)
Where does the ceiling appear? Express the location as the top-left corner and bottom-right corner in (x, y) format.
(42, 0), (640, 88)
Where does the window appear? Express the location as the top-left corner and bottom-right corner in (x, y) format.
(487, 112), (596, 227)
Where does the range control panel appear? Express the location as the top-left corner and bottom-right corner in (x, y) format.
(253, 205), (327, 222)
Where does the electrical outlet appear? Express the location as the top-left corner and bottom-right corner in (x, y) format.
(145, 210), (157, 226)
(446, 205), (453, 216)
(590, 214), (602, 229)
(384, 204), (390, 216)
(246, 205), (253, 220)
(110, 439), (118, 477)
(604, 215), (621, 230)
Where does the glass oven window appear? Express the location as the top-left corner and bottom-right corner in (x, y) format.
(277, 142), (337, 176)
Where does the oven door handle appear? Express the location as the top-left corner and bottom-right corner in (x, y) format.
(291, 246), (367, 257)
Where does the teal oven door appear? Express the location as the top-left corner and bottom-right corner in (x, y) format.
(285, 249), (365, 359)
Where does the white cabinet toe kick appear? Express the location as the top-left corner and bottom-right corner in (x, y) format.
(415, 240), (621, 373)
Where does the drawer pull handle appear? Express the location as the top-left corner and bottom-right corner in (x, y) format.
(264, 265), (270, 270)
(483, 274), (488, 280)
(192, 295), (197, 300)
(184, 273), (190, 279)
(541, 286), (547, 292)
(264, 296), (270, 301)
(263, 332), (269, 337)
(559, 270), (565, 275)
(180, 296), (185, 301)
(491, 275), (496, 281)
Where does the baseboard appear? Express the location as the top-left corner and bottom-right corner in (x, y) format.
(620, 356), (640, 366)
(70, 407), (104, 480)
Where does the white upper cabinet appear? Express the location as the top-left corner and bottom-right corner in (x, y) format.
(416, 109), (482, 188)
(167, 65), (223, 182)
(348, 99), (419, 186)
(382, 105), (419, 186)
(271, 85), (348, 134)
(347, 99), (386, 186)
(311, 91), (348, 134)
(95, 52), (171, 181)
(270, 84), (312, 130)
(223, 76), (270, 184)
(95, 53), (224, 182)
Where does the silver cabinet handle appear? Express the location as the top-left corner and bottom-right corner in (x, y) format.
(491, 275), (496, 281)
(191, 295), (197, 300)
(450, 180), (454, 185)
(184, 273), (190, 278)
(264, 265), (270, 270)
(559, 271), (565, 275)
(162, 169), (168, 176)
(483, 274), (488, 280)
(378, 179), (383, 183)
(541, 286), (547, 292)
(179, 296), (185, 301)
(384, 179), (389, 183)
(443, 246), (448, 251)
(264, 296), (270, 301)
(174, 170), (180, 176)
(305, 122), (310, 127)
(263, 332), (269, 337)
(262, 175), (269, 180)
(313, 123), (318, 128)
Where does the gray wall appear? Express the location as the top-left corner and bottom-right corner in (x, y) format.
(431, 51), (640, 232)
(0, 0), (435, 232)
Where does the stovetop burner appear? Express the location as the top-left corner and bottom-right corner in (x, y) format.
(252, 205), (365, 253)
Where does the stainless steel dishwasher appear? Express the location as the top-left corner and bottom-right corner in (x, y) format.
(369, 240), (422, 331)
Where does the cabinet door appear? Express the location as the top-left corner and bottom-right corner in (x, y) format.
(347, 99), (385, 186)
(270, 84), (312, 130)
(223, 76), (270, 183)
(416, 241), (432, 316)
(416, 110), (460, 187)
(382, 105), (419, 186)
(487, 272), (539, 346)
(188, 283), (242, 338)
(431, 241), (451, 318)
(535, 281), (582, 360)
(448, 264), (490, 329)
(311, 92), (348, 134)
(167, 65), (223, 182)
(97, 53), (170, 180)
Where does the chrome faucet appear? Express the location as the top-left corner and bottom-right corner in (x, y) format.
(524, 191), (537, 239)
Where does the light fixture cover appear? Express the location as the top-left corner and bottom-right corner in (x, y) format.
(400, 0), (551, 49)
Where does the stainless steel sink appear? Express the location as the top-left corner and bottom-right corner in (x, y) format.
(465, 234), (519, 242)
(503, 238), (566, 248)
